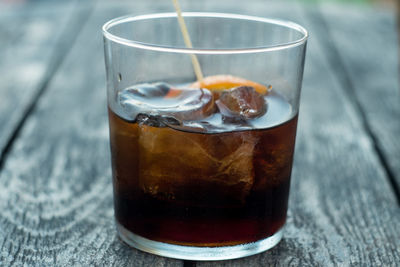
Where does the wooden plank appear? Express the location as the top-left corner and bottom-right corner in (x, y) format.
(0, 0), (399, 266)
(0, 2), (183, 266)
(315, 3), (400, 197)
(0, 0), (83, 162)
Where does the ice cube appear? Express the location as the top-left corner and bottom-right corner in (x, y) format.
(118, 83), (215, 125)
(136, 113), (180, 127)
(137, 125), (258, 205)
(216, 86), (267, 120)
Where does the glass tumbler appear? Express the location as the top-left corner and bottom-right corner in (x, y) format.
(103, 12), (307, 260)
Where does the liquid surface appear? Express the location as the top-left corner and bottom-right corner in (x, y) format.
(114, 83), (294, 133)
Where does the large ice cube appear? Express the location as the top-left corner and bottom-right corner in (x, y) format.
(137, 125), (259, 205)
(216, 86), (266, 120)
(118, 83), (215, 125)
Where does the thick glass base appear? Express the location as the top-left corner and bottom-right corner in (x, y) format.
(116, 221), (283, 260)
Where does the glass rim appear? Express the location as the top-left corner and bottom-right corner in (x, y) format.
(102, 12), (308, 55)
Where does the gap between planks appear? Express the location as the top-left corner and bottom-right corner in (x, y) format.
(0, 1), (94, 173)
(184, 260), (197, 267)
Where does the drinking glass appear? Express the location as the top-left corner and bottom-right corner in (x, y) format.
(103, 12), (307, 260)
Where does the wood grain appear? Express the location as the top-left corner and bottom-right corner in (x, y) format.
(0, 2), (184, 266)
(0, 1), (399, 266)
(316, 3), (400, 196)
(0, 0), (85, 164)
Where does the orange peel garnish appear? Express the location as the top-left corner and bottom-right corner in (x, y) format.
(190, 75), (269, 95)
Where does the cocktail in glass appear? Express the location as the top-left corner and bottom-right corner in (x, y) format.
(103, 12), (307, 260)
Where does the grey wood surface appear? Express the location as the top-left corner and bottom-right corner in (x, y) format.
(0, 2), (182, 266)
(316, 3), (400, 195)
(0, 0), (92, 168)
(0, 0), (399, 266)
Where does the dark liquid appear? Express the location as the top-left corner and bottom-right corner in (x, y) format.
(108, 91), (298, 246)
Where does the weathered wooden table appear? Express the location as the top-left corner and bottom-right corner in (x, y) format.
(0, 0), (399, 265)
